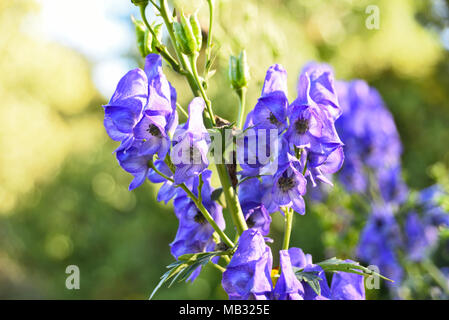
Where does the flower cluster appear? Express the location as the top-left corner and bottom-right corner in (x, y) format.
(240, 62), (344, 217)
(335, 80), (449, 290)
(222, 229), (365, 300)
(335, 80), (407, 204)
(103, 55), (359, 299)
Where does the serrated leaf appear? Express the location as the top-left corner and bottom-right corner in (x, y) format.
(295, 271), (322, 296)
(150, 251), (227, 299)
(317, 257), (393, 282)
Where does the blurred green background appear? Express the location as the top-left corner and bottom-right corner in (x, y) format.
(0, 0), (448, 299)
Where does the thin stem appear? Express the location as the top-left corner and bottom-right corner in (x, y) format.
(422, 258), (449, 295)
(216, 163), (248, 235)
(176, 102), (188, 118)
(236, 87), (247, 129)
(179, 183), (235, 249)
(282, 208), (293, 250)
(139, 4), (180, 72)
(158, 0), (200, 95)
(204, 0), (214, 71)
(209, 261), (226, 273)
(156, 0), (247, 236)
(149, 158), (234, 249)
(189, 54), (215, 126)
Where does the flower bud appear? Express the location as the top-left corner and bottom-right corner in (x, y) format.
(132, 16), (151, 57)
(229, 50), (250, 89)
(173, 13), (198, 56)
(131, 0), (149, 7)
(189, 14), (202, 50)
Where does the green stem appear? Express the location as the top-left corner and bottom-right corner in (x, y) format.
(236, 87), (246, 129)
(158, 0), (200, 96)
(422, 258), (449, 295)
(282, 208), (293, 250)
(176, 102), (188, 118)
(189, 54), (215, 126)
(204, 0), (214, 71)
(209, 261), (226, 273)
(149, 159), (234, 249)
(139, 4), (180, 72)
(216, 163), (248, 235)
(156, 0), (247, 236)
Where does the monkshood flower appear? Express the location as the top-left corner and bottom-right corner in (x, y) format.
(285, 63), (343, 165)
(222, 229), (273, 300)
(104, 54), (178, 155)
(269, 153), (307, 215)
(116, 140), (153, 190)
(171, 97), (210, 185)
(170, 170), (225, 281)
(404, 211), (437, 262)
(250, 64), (289, 132)
(404, 185), (449, 261)
(357, 204), (403, 283)
(273, 248), (365, 300)
(301, 146), (344, 187)
(238, 178), (272, 236)
(335, 80), (406, 204)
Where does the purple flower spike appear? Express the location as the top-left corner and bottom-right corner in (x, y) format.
(222, 229), (273, 300)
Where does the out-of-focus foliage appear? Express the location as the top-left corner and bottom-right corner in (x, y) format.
(0, 0), (448, 299)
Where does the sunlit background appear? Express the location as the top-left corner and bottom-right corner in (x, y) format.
(1, 0), (448, 299)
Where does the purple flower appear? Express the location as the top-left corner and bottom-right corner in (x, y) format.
(116, 140), (153, 190)
(269, 153), (307, 215)
(285, 64), (343, 165)
(357, 204), (403, 283)
(335, 80), (406, 204)
(251, 65), (289, 132)
(404, 211), (436, 262)
(171, 97), (210, 185)
(302, 146), (344, 187)
(103, 54), (178, 155)
(330, 265), (365, 300)
(222, 229), (273, 300)
(273, 248), (365, 300)
(239, 178), (272, 236)
(170, 170), (225, 281)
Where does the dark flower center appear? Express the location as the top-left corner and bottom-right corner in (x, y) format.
(194, 210), (207, 224)
(246, 215), (255, 228)
(147, 124), (162, 137)
(278, 176), (296, 192)
(295, 118), (309, 134)
(267, 112), (280, 125)
(374, 217), (384, 229)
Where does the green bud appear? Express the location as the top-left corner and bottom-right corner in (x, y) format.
(151, 23), (163, 52)
(131, 0), (149, 7)
(132, 16), (151, 57)
(173, 13), (198, 56)
(229, 50), (250, 89)
(189, 14), (202, 50)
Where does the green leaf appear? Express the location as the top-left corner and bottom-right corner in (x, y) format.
(295, 270), (322, 296)
(149, 251), (227, 299)
(316, 257), (393, 282)
(211, 188), (223, 201)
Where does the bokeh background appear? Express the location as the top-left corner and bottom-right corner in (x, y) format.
(0, 0), (448, 299)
